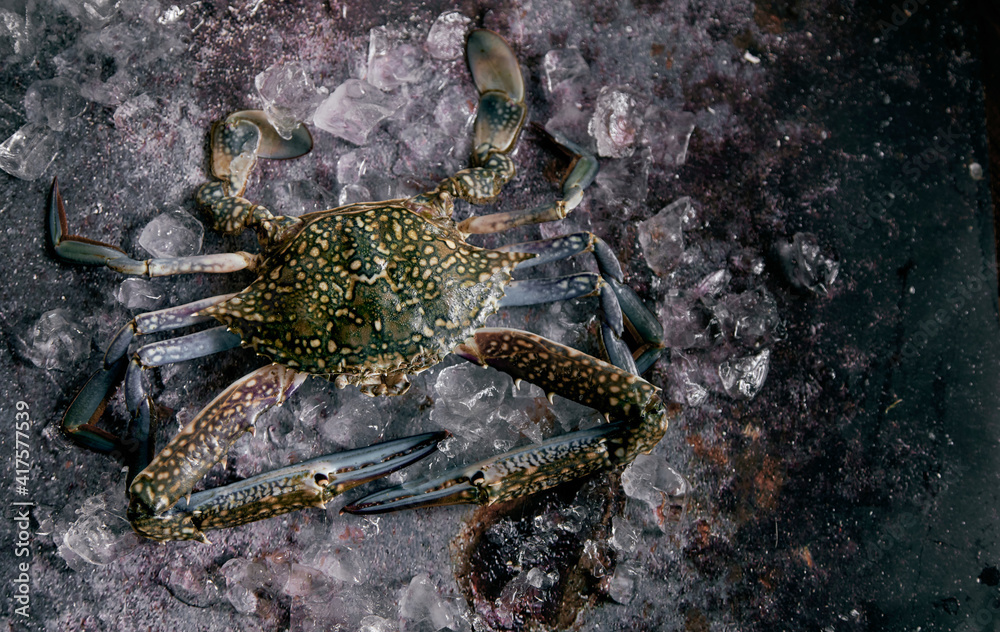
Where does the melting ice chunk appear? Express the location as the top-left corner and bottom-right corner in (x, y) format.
(608, 564), (638, 604)
(24, 77), (87, 132)
(367, 26), (429, 91)
(609, 515), (639, 553)
(59, 495), (139, 567)
(543, 48), (589, 93)
(138, 209), (204, 258)
(431, 364), (508, 441)
(426, 11), (472, 60)
(777, 232), (839, 293)
(642, 107), (696, 167)
(526, 567), (559, 589)
(255, 61), (326, 140)
(220, 559), (259, 615)
(313, 79), (403, 145)
(588, 87), (641, 158)
(15, 309), (90, 371)
(116, 278), (166, 311)
(0, 122), (60, 180)
(399, 573), (466, 631)
(339, 183), (371, 206)
(359, 616), (395, 632)
(637, 197), (696, 275)
(718, 348), (770, 399)
(621, 453), (690, 526)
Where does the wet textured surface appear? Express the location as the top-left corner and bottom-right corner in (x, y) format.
(0, 1), (997, 631)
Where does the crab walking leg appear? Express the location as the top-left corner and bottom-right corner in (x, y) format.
(137, 432), (446, 542)
(122, 326), (244, 477)
(48, 179), (258, 276)
(103, 294), (239, 366)
(61, 324), (242, 461)
(344, 329), (678, 513)
(499, 275), (625, 340)
(499, 232), (666, 371)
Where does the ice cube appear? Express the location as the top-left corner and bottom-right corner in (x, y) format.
(116, 278), (166, 311)
(81, 0), (119, 25)
(337, 150), (367, 184)
(157, 561), (221, 608)
(360, 616), (396, 632)
(657, 290), (710, 350)
(255, 61), (326, 139)
(426, 12), (472, 60)
(591, 148), (652, 217)
(224, 583), (258, 615)
(588, 87), (641, 158)
(433, 84), (476, 137)
(399, 573), (465, 631)
(283, 563), (332, 598)
(430, 364), (510, 441)
(313, 79), (404, 145)
(543, 48), (589, 92)
(138, 209), (204, 258)
(24, 77), (88, 132)
(607, 564), (638, 604)
(79, 69), (139, 107)
(776, 232), (839, 293)
(638, 197), (694, 275)
(718, 348), (770, 399)
(707, 288), (781, 347)
(60, 495), (139, 567)
(15, 309), (91, 371)
(0, 7), (34, 62)
(339, 183), (371, 206)
(398, 122), (451, 167)
(621, 453), (690, 523)
(525, 567), (559, 589)
(694, 269), (731, 298)
(367, 26), (429, 91)
(642, 107), (696, 167)
(306, 542), (366, 584)
(0, 122), (59, 180)
(609, 516), (639, 553)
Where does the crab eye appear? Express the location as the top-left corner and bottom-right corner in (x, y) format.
(314, 473), (330, 487)
(470, 471), (486, 487)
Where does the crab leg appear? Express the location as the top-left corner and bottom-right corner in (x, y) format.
(62, 323), (243, 479)
(498, 232), (666, 371)
(131, 431), (445, 543)
(125, 361), (442, 541)
(500, 274), (624, 343)
(48, 179), (258, 276)
(457, 128), (598, 235)
(344, 329), (677, 514)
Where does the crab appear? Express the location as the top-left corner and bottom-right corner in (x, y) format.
(48, 30), (674, 542)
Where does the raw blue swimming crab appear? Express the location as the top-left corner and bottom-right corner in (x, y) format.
(49, 30), (673, 542)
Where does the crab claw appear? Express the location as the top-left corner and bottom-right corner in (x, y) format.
(343, 423), (628, 514)
(131, 431), (447, 542)
(466, 30), (526, 161)
(210, 110), (313, 196)
(466, 29), (524, 102)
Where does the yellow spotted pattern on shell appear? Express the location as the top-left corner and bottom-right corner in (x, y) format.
(205, 204), (531, 381)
